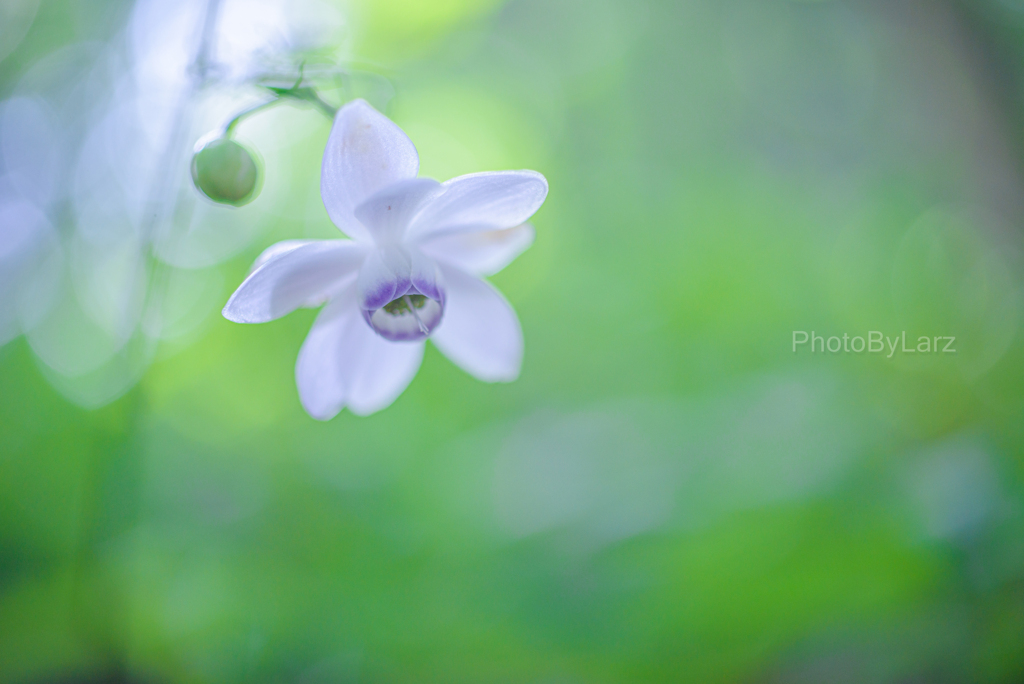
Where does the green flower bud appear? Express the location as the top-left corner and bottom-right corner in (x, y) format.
(191, 138), (260, 206)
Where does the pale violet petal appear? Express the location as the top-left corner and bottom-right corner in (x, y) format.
(250, 239), (309, 272)
(223, 240), (367, 323)
(296, 285), (424, 419)
(355, 245), (444, 312)
(321, 99), (419, 242)
(353, 177), (441, 244)
(295, 296), (351, 420)
(359, 247), (444, 342)
(407, 170), (548, 241)
(357, 247), (409, 311)
(431, 264), (523, 382)
(347, 333), (424, 416)
(408, 246), (445, 303)
(420, 224), (534, 276)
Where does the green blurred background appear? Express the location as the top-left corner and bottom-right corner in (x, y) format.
(3, 0), (1024, 682)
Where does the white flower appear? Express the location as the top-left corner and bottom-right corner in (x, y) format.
(222, 99), (548, 419)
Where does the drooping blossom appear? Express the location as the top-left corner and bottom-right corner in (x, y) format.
(223, 99), (548, 418)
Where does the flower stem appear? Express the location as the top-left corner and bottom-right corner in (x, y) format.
(223, 86), (337, 138)
(224, 98), (282, 137)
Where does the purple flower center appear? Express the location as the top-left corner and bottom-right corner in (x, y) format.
(364, 294), (443, 342)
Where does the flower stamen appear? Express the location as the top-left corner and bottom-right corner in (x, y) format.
(403, 295), (430, 335)
(370, 293), (442, 342)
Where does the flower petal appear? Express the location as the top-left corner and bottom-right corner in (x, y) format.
(431, 264), (523, 382)
(296, 286), (424, 419)
(223, 240), (367, 323)
(419, 223), (534, 276)
(250, 239), (309, 272)
(409, 246), (445, 303)
(295, 298), (350, 419)
(353, 177), (441, 244)
(347, 336), (424, 416)
(357, 247), (409, 311)
(407, 170), (548, 241)
(321, 99), (420, 242)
